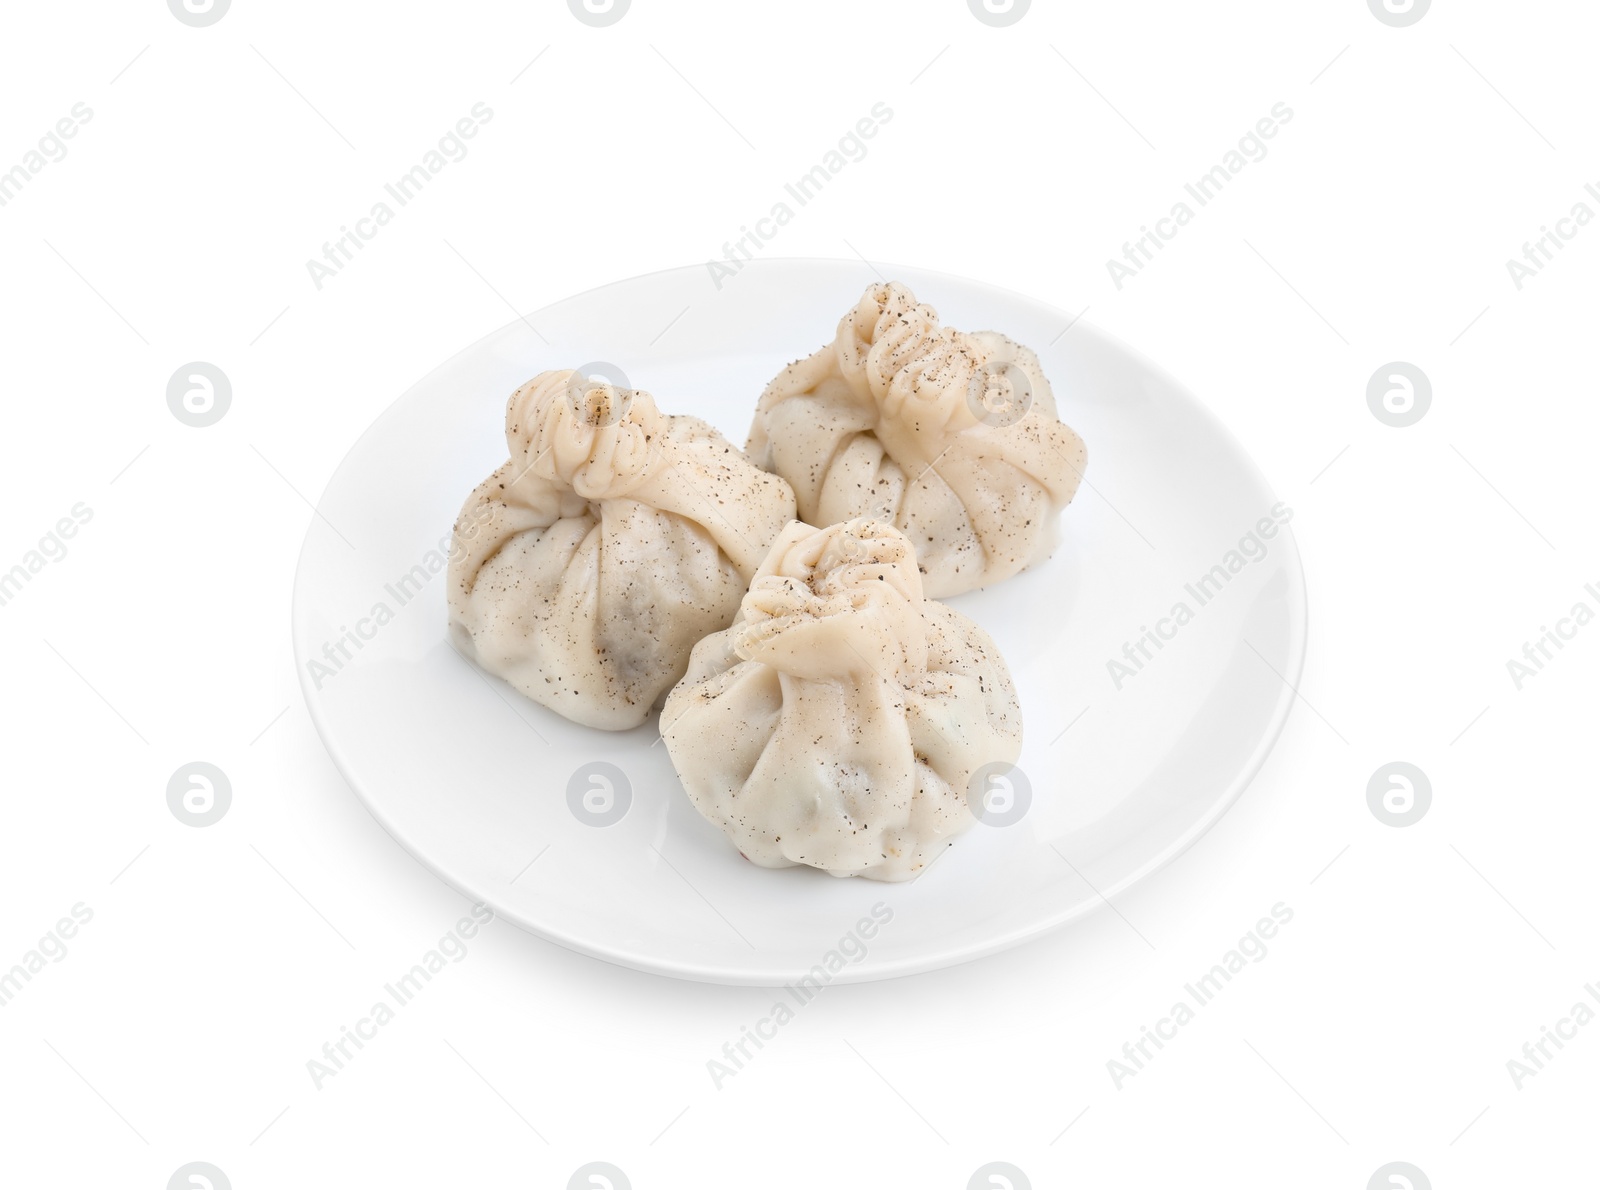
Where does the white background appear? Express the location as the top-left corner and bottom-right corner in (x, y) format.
(2, 0), (1596, 1186)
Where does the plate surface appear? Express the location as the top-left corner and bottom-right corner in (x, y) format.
(292, 258), (1306, 985)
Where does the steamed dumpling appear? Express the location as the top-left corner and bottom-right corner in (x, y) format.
(448, 369), (796, 730)
(747, 282), (1087, 597)
(662, 518), (1023, 881)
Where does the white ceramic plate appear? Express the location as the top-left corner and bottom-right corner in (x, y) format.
(292, 259), (1306, 986)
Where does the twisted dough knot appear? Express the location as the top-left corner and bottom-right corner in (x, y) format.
(503, 369), (667, 500)
(837, 283), (997, 435)
(734, 519), (928, 679)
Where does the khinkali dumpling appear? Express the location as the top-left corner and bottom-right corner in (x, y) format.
(662, 518), (1022, 881)
(747, 282), (1087, 598)
(448, 369), (796, 730)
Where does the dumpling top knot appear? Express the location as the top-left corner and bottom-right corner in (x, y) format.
(835, 282), (1003, 435)
(734, 519), (929, 681)
(504, 369), (667, 500)
(778, 517), (920, 601)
